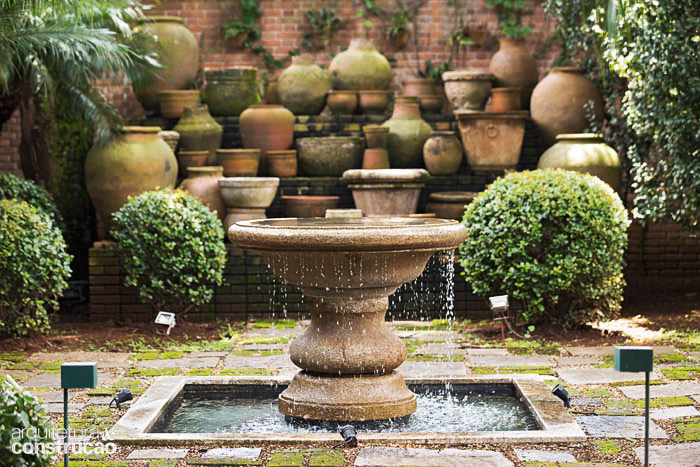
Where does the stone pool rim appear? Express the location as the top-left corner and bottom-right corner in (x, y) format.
(109, 375), (585, 446)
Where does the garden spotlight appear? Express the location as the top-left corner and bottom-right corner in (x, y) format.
(155, 311), (176, 335)
(551, 383), (571, 408)
(110, 388), (133, 409)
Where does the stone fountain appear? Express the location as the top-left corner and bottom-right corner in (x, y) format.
(228, 217), (466, 421)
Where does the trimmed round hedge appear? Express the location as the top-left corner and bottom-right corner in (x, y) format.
(0, 199), (71, 337)
(459, 169), (630, 326)
(111, 189), (226, 317)
(0, 172), (63, 229)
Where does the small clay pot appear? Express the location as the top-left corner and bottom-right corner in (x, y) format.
(423, 131), (463, 176)
(358, 90), (392, 114)
(363, 124), (390, 149)
(216, 148), (260, 177)
(362, 148), (390, 169)
(280, 195), (340, 218)
(490, 87), (521, 112)
(425, 191), (477, 221)
(157, 89), (200, 119)
(266, 150), (298, 177)
(326, 90), (357, 114)
(419, 94), (444, 114)
(177, 150), (208, 177)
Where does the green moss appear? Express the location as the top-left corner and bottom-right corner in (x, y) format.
(395, 319), (453, 331)
(610, 379), (667, 387)
(87, 387), (116, 396)
(39, 361), (62, 371)
(472, 366), (497, 374)
(406, 353), (464, 362)
(661, 367), (700, 380)
(232, 349), (283, 357)
(218, 368), (278, 376)
(240, 336), (290, 345)
(251, 319), (296, 329)
(498, 366), (554, 375)
(584, 387), (613, 398)
(632, 395), (694, 408)
(674, 417), (700, 441)
(67, 462), (131, 467)
(160, 351), (184, 359)
(8, 362), (36, 370)
(268, 451), (304, 467)
(308, 450), (344, 467)
(187, 368), (214, 376)
(0, 352), (26, 361)
(149, 461), (178, 467)
(595, 439), (622, 453)
(186, 459), (262, 466)
(126, 368), (179, 377)
(655, 353), (688, 363)
(133, 352), (159, 361)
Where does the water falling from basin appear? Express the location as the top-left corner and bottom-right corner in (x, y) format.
(228, 217), (467, 421)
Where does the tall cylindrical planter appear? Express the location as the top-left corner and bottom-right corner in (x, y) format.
(173, 104), (223, 165)
(85, 126), (178, 235)
(488, 38), (539, 110)
(530, 67), (604, 147)
(381, 101), (432, 168)
(537, 133), (622, 190)
(278, 54), (331, 115)
(239, 105), (295, 175)
(132, 17), (199, 115)
(179, 166), (226, 224)
(423, 131), (463, 175)
(329, 38), (393, 90)
(202, 67), (259, 117)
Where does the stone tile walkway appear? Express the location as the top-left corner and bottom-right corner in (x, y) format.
(5, 320), (700, 467)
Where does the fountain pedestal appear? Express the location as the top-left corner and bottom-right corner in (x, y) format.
(228, 218), (466, 421)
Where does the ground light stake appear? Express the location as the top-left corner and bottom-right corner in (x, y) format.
(614, 346), (653, 467)
(60, 362), (98, 467)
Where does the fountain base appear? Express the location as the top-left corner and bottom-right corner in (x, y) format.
(278, 371), (416, 421)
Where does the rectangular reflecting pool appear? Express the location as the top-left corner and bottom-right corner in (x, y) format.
(109, 375), (585, 446)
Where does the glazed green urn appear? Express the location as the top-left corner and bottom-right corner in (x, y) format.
(277, 54), (331, 115)
(172, 104), (223, 165)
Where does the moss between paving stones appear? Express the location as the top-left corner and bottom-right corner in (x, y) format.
(661, 367), (700, 380)
(674, 417), (700, 441)
(8, 361), (36, 370)
(523, 463), (628, 467)
(633, 395), (694, 408)
(133, 352), (159, 360)
(127, 368), (180, 377)
(395, 319), (452, 331)
(148, 461), (178, 467)
(308, 450), (344, 467)
(187, 368), (215, 376)
(232, 349), (284, 357)
(609, 379), (667, 387)
(0, 352), (25, 361)
(218, 368), (278, 376)
(268, 451), (304, 466)
(252, 319), (296, 329)
(187, 459), (263, 466)
(39, 361), (62, 370)
(471, 366), (554, 375)
(406, 353), (464, 362)
(240, 336), (291, 345)
(584, 388), (613, 398)
(68, 462), (132, 467)
(655, 353), (688, 363)
(594, 439), (623, 453)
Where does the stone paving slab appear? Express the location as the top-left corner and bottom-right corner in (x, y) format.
(135, 357), (220, 369)
(466, 348), (510, 356)
(650, 406), (700, 419)
(126, 448), (189, 459)
(239, 344), (287, 351)
(576, 415), (667, 438)
(417, 342), (467, 354)
(243, 328), (301, 338)
(693, 395), (700, 404)
(202, 448), (262, 459)
(556, 367), (660, 385)
(564, 346), (617, 357)
(222, 355), (295, 369)
(30, 390), (74, 403)
(44, 402), (84, 413)
(394, 330), (461, 341)
(27, 351), (131, 368)
(188, 351), (229, 358)
(353, 447), (513, 467)
(24, 371), (112, 389)
(556, 356), (602, 366)
(397, 361), (468, 378)
(469, 354), (554, 367)
(514, 448), (577, 463)
(619, 381), (700, 399)
(634, 441), (700, 467)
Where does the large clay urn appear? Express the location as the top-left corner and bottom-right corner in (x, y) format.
(277, 54), (331, 115)
(239, 105), (295, 175)
(173, 104), (223, 165)
(202, 67), (259, 117)
(381, 100), (432, 168)
(530, 67), (604, 147)
(179, 166), (226, 224)
(329, 38), (393, 90)
(132, 17), (199, 115)
(423, 130), (463, 175)
(488, 38), (539, 110)
(85, 126), (178, 234)
(537, 133), (622, 190)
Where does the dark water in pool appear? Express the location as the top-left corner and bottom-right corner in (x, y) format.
(151, 383), (540, 434)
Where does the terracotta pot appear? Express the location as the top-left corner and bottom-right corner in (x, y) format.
(159, 130), (180, 153)
(218, 177), (279, 231)
(296, 136), (364, 176)
(488, 38), (539, 110)
(425, 191), (477, 221)
(490, 87), (521, 112)
(229, 31), (249, 48)
(537, 133), (622, 190)
(363, 124), (390, 149)
(157, 89), (200, 119)
(329, 38), (393, 90)
(391, 29), (410, 50)
(277, 54), (331, 115)
(442, 70), (495, 112)
(454, 110), (528, 172)
(202, 67), (259, 116)
(177, 150), (208, 177)
(132, 17), (199, 115)
(266, 150), (298, 177)
(401, 78), (437, 97)
(280, 195), (340, 218)
(326, 90), (357, 114)
(423, 130), (463, 175)
(362, 148), (390, 169)
(265, 81), (280, 105)
(358, 90), (392, 114)
(216, 148), (260, 177)
(530, 67), (604, 147)
(381, 101), (432, 168)
(342, 169), (429, 216)
(173, 104), (223, 165)
(239, 105), (295, 175)
(178, 165), (226, 223)
(419, 94), (444, 114)
(85, 126), (178, 235)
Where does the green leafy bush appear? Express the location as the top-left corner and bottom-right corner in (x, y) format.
(111, 189), (226, 318)
(0, 200), (71, 337)
(459, 169), (630, 326)
(0, 376), (54, 467)
(0, 173), (63, 229)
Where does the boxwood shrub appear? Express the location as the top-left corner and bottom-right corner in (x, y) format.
(111, 189), (226, 318)
(459, 169), (630, 326)
(0, 200), (71, 337)
(0, 173), (63, 229)
(0, 376), (54, 467)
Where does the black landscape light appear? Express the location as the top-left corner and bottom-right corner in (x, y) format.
(337, 425), (358, 447)
(551, 383), (571, 409)
(110, 388), (133, 409)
